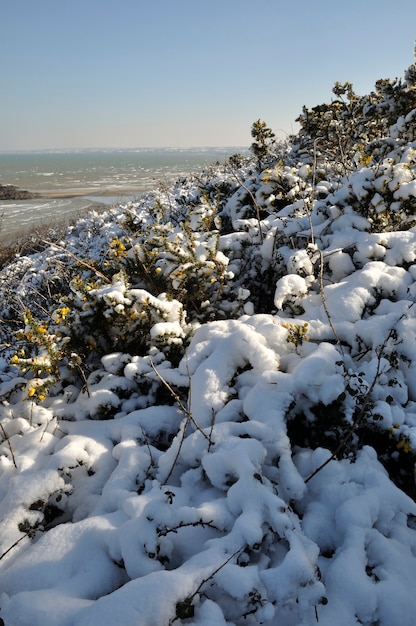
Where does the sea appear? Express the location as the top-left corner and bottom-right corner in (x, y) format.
(0, 148), (242, 241)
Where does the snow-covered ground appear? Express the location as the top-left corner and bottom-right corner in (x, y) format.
(1, 65), (416, 625)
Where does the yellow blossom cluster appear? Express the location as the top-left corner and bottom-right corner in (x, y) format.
(283, 322), (309, 347)
(389, 425), (412, 454)
(54, 306), (71, 324)
(109, 237), (128, 260)
(26, 379), (47, 402)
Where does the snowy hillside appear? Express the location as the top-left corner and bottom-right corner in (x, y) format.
(1, 59), (416, 625)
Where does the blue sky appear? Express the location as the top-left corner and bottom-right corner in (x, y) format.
(2, 0), (416, 151)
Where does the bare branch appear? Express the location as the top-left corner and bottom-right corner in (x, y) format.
(0, 422), (17, 468)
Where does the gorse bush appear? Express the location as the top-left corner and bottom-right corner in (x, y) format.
(250, 118), (277, 169)
(7, 57), (416, 472)
(295, 50), (416, 168)
(2, 54), (416, 626)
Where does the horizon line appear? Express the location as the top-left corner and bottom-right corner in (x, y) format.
(0, 145), (250, 155)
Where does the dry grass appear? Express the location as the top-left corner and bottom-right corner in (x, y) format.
(0, 225), (65, 269)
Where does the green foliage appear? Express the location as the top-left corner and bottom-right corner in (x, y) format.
(10, 309), (71, 402)
(250, 119), (276, 168)
(296, 72), (416, 168)
(283, 321), (309, 347)
(7, 199), (241, 397)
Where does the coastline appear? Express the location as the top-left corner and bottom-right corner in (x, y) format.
(0, 187), (148, 246)
(0, 200), (111, 267)
(0, 146), (235, 252)
(0, 182), (129, 200)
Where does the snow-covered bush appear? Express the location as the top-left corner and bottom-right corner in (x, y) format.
(2, 57), (416, 626)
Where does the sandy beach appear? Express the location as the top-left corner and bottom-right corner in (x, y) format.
(40, 187), (143, 199)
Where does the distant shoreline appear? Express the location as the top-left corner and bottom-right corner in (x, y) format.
(0, 185), (145, 201)
(40, 188), (144, 199)
(0, 147), (231, 245)
(0, 185), (149, 248)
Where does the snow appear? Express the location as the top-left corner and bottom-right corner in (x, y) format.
(1, 64), (416, 625)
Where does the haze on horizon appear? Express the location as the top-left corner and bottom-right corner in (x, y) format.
(2, 0), (416, 152)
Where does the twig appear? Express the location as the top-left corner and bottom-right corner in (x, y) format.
(149, 358), (210, 442)
(304, 146), (344, 357)
(39, 416), (59, 442)
(0, 533), (28, 561)
(171, 546), (244, 623)
(305, 139), (318, 247)
(163, 416), (190, 485)
(0, 422), (17, 468)
(317, 249), (344, 356)
(42, 240), (112, 284)
(140, 424), (155, 469)
(149, 357), (213, 485)
(208, 408), (215, 453)
(192, 546), (244, 598)
(157, 518), (218, 537)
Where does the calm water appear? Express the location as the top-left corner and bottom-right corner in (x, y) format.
(0, 148), (239, 240)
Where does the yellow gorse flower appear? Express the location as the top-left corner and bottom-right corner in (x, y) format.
(54, 306), (71, 324)
(283, 322), (309, 347)
(109, 238), (128, 260)
(397, 439), (412, 453)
